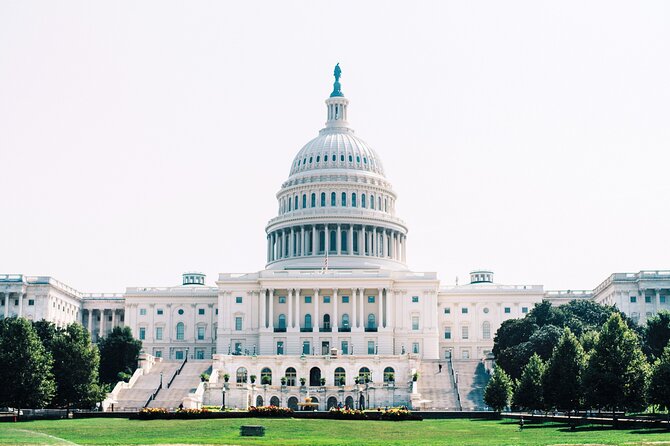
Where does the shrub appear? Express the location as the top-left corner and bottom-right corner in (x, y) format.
(381, 407), (419, 421)
(250, 375), (257, 384)
(328, 407), (367, 420)
(248, 405), (293, 417)
(200, 373), (210, 382)
(223, 373), (230, 382)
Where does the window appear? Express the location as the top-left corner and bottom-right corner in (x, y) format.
(368, 341), (375, 355)
(362, 194), (366, 208)
(198, 308), (205, 315)
(285, 367), (296, 386)
(461, 349), (470, 359)
(461, 325), (469, 339)
(236, 296), (243, 304)
(412, 316), (420, 330)
(368, 296), (375, 303)
(323, 314), (331, 330)
(320, 192), (326, 206)
(261, 367), (272, 385)
(302, 194), (307, 208)
(235, 317), (242, 331)
(522, 307), (529, 313)
(178, 309), (184, 315)
(175, 350), (184, 360)
(630, 296), (637, 303)
(155, 326), (163, 340)
(157, 308), (164, 315)
(461, 307), (468, 314)
(352, 193), (357, 207)
(341, 192), (347, 207)
(340, 154), (345, 162)
(140, 308), (147, 316)
(331, 192), (336, 206)
(303, 341), (311, 355)
(370, 194), (375, 209)
(323, 296), (331, 303)
(304, 314), (312, 329)
(341, 314), (350, 329)
(176, 322), (185, 340)
(444, 327), (452, 339)
(294, 195), (298, 210)
(197, 326), (205, 340)
(335, 367), (346, 386)
(661, 296), (667, 303)
(645, 295), (652, 303)
(278, 314), (286, 329)
(504, 307), (511, 314)
(154, 350), (162, 358)
(342, 295), (349, 303)
(384, 367), (395, 383)
(412, 296), (419, 303)
(28, 299), (34, 306)
(341, 340), (349, 355)
(311, 193), (316, 207)
(412, 342), (420, 354)
(277, 341), (284, 355)
(305, 296), (312, 303)
(482, 321), (491, 339)
(139, 327), (146, 340)
(278, 296), (286, 304)
(236, 367), (248, 383)
(444, 307), (451, 314)
(367, 313), (376, 329)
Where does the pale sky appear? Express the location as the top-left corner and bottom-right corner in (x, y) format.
(1, 1), (668, 293)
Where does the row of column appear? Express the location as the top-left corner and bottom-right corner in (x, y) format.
(2, 292), (26, 318)
(267, 224), (407, 263)
(83, 308), (124, 341)
(258, 287), (392, 332)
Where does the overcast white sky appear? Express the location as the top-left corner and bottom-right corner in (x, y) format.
(1, 1), (668, 293)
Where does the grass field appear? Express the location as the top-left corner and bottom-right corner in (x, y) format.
(0, 417), (669, 445)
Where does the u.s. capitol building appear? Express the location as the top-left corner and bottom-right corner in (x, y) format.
(2, 66), (668, 411)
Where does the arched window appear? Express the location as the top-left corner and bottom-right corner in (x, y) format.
(316, 155), (320, 163)
(304, 314), (312, 329)
(324, 154), (328, 162)
(320, 192), (326, 207)
(288, 199), (292, 212)
(278, 314), (286, 329)
(319, 230), (326, 253)
(334, 367), (346, 386)
(236, 367), (248, 383)
(370, 194), (375, 209)
(176, 322), (185, 340)
(384, 367), (395, 383)
(323, 314), (331, 330)
(385, 198), (388, 212)
(341, 314), (350, 329)
(367, 314), (376, 330)
(482, 321), (491, 340)
(352, 193), (357, 207)
(261, 367), (272, 385)
(341, 192), (347, 207)
(285, 367), (297, 386)
(362, 194), (366, 208)
(329, 230), (336, 252)
(302, 194), (307, 209)
(311, 193), (316, 208)
(331, 192), (336, 206)
(341, 230), (348, 252)
(348, 155), (353, 162)
(352, 230), (358, 253)
(270, 396), (280, 407)
(358, 367), (371, 383)
(256, 395), (264, 406)
(294, 195), (298, 210)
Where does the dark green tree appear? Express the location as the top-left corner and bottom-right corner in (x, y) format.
(649, 343), (670, 419)
(32, 320), (59, 350)
(484, 367), (513, 413)
(583, 313), (650, 417)
(51, 323), (103, 411)
(0, 318), (55, 410)
(543, 327), (586, 414)
(97, 326), (142, 384)
(512, 353), (546, 412)
(643, 311), (670, 361)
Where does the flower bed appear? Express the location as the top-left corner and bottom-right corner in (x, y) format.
(328, 407), (367, 420)
(380, 407), (420, 421)
(248, 405), (294, 417)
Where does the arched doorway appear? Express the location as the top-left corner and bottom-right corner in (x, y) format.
(309, 367), (322, 386)
(345, 396), (354, 409)
(327, 396), (338, 409)
(310, 396), (319, 410)
(270, 396), (280, 407)
(256, 395), (263, 407)
(358, 394), (365, 410)
(288, 396), (299, 411)
(285, 367), (297, 386)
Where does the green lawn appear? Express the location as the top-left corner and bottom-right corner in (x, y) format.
(0, 417), (669, 445)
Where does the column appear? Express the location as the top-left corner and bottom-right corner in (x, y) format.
(259, 289), (266, 330)
(267, 235), (271, 262)
(98, 309), (105, 339)
(111, 309), (116, 331)
(3, 293), (8, 318)
(295, 289), (302, 329)
(86, 309), (92, 335)
(372, 228), (377, 256)
(333, 288), (339, 332)
(388, 290), (396, 331)
(301, 226), (306, 256)
(312, 225), (318, 255)
(288, 289), (294, 329)
(324, 225), (330, 254)
(268, 289), (275, 330)
(360, 226), (366, 255)
(358, 288), (364, 330)
(191, 303), (197, 340)
(378, 288), (384, 328)
(655, 289), (661, 314)
(336, 224), (341, 255)
(167, 304), (173, 341)
(401, 235), (407, 262)
(290, 227), (295, 257)
(348, 225), (354, 255)
(382, 230), (388, 257)
(314, 289), (320, 331)
(17, 293), (23, 317)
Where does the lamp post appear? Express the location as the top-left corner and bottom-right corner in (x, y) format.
(160, 372), (163, 389)
(221, 385), (226, 411)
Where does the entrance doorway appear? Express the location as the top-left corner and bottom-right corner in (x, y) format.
(309, 367), (322, 386)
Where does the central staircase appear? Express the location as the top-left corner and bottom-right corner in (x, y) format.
(416, 359), (460, 410)
(113, 361), (180, 411)
(148, 361), (212, 409)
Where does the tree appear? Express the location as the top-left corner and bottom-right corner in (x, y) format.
(583, 313), (650, 417)
(484, 367), (513, 413)
(32, 320), (59, 350)
(644, 311), (670, 361)
(512, 353), (546, 412)
(97, 326), (142, 384)
(51, 323), (103, 411)
(648, 343), (670, 417)
(543, 327), (586, 415)
(0, 318), (55, 410)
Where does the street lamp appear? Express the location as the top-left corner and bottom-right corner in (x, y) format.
(221, 385), (226, 411)
(160, 372), (163, 389)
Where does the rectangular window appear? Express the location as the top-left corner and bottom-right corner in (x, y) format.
(412, 296), (419, 303)
(630, 296), (637, 303)
(368, 341), (375, 355)
(196, 349), (204, 360)
(661, 296), (667, 304)
(157, 309), (164, 315)
(234, 342), (242, 354)
(412, 316), (420, 330)
(504, 307), (511, 314)
(175, 350), (184, 360)
(302, 341), (311, 355)
(139, 327), (146, 340)
(215, 309), (218, 315)
(645, 296), (652, 303)
(461, 349), (470, 359)
(277, 341), (284, 355)
(444, 327), (452, 339)
(341, 341), (349, 355)
(197, 326), (205, 340)
(323, 296), (331, 303)
(155, 327), (163, 340)
(198, 308), (205, 315)
(444, 307), (451, 314)
(462, 326), (469, 339)
(305, 296), (312, 304)
(461, 307), (468, 314)
(154, 349), (162, 358)
(412, 342), (420, 354)
(140, 308), (147, 316)
(522, 307), (528, 314)
(235, 296), (243, 304)
(368, 296), (375, 303)
(235, 317), (242, 331)
(28, 299), (35, 306)
(342, 295), (349, 303)
(278, 296), (286, 304)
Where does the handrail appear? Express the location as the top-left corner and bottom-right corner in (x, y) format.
(167, 356), (188, 389)
(448, 356), (462, 411)
(144, 382), (162, 408)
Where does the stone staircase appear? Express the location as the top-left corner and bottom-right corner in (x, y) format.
(113, 361), (181, 411)
(452, 359), (490, 410)
(148, 361), (212, 409)
(416, 359), (460, 410)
